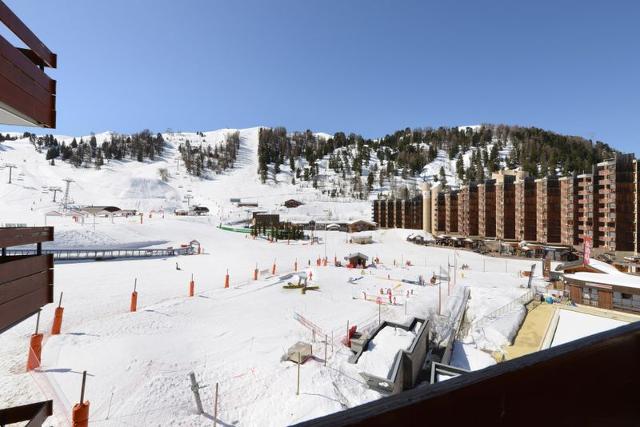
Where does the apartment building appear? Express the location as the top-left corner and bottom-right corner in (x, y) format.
(495, 171), (516, 240)
(515, 174), (537, 242)
(596, 154), (636, 252)
(559, 175), (579, 246)
(458, 184), (479, 237)
(478, 179), (496, 238)
(372, 197), (422, 230)
(535, 176), (561, 244)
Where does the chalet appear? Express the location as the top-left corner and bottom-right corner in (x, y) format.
(252, 212), (280, 228)
(348, 220), (377, 233)
(345, 252), (369, 268)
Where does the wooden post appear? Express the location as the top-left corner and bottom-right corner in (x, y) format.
(378, 301), (381, 325)
(438, 280), (442, 315)
(214, 382), (219, 427)
(296, 352), (301, 396)
(324, 334), (327, 366)
(346, 320), (349, 346)
(80, 370), (87, 404)
(189, 372), (204, 414)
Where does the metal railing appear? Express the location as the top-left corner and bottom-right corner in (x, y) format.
(5, 247), (192, 261)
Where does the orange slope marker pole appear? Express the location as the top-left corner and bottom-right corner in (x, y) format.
(51, 292), (64, 335)
(72, 370), (90, 427)
(253, 264), (258, 281)
(189, 274), (195, 297)
(272, 260), (277, 275)
(224, 270), (229, 288)
(27, 310), (43, 371)
(130, 279), (138, 312)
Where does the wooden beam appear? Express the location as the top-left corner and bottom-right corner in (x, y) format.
(0, 400), (52, 426)
(0, 1), (56, 68)
(0, 227), (53, 248)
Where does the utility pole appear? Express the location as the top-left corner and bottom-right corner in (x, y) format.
(49, 186), (62, 202)
(185, 194), (193, 208)
(4, 163), (16, 184)
(62, 178), (74, 211)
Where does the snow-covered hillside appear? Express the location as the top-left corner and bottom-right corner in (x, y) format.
(0, 127), (371, 228)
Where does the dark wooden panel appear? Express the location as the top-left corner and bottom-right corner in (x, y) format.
(0, 72), (54, 127)
(0, 35), (54, 91)
(0, 270), (50, 302)
(0, 51), (53, 105)
(599, 290), (613, 310)
(0, 255), (51, 285)
(0, 282), (51, 333)
(0, 400), (52, 426)
(0, 0), (56, 68)
(0, 227), (53, 248)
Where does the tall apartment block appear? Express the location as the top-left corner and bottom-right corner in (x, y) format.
(401, 197), (423, 230)
(444, 191), (459, 234)
(596, 154), (636, 252)
(458, 184), (479, 237)
(495, 171), (516, 240)
(536, 176), (561, 244)
(559, 175), (579, 246)
(515, 173), (537, 242)
(576, 171), (598, 249)
(478, 179), (496, 238)
(372, 198), (422, 230)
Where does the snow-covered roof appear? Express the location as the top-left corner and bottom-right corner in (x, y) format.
(564, 272), (640, 290)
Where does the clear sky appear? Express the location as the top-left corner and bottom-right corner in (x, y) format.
(2, 0), (639, 153)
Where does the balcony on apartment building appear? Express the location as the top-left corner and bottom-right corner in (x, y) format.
(0, 2), (57, 128)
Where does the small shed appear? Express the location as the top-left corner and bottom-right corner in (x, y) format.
(284, 199), (304, 208)
(287, 341), (313, 364)
(348, 220), (377, 233)
(350, 233), (373, 244)
(345, 252), (369, 268)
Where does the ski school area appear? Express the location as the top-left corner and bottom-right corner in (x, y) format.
(1, 223), (550, 426)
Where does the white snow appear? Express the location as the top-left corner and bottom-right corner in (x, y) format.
(356, 323), (421, 379)
(0, 126), (544, 426)
(551, 310), (627, 347)
(450, 342), (496, 371)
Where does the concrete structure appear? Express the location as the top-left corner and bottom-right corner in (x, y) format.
(478, 179), (496, 238)
(560, 175), (579, 246)
(458, 184), (478, 237)
(444, 191), (458, 235)
(515, 174), (537, 242)
(420, 182), (432, 235)
(495, 171), (516, 240)
(595, 154), (636, 252)
(536, 176), (561, 244)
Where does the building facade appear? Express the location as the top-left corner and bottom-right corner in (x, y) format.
(444, 191), (459, 235)
(495, 172), (516, 240)
(536, 176), (561, 244)
(596, 155), (636, 252)
(559, 175), (579, 247)
(478, 179), (496, 238)
(458, 184), (479, 237)
(515, 174), (537, 242)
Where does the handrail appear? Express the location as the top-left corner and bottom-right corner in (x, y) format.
(471, 289), (536, 330)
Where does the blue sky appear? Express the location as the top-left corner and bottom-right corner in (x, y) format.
(2, 0), (639, 153)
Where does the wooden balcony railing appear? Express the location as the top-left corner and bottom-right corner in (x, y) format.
(0, 0), (56, 128)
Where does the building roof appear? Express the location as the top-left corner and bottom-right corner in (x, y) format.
(345, 252), (369, 260)
(565, 272), (640, 290)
